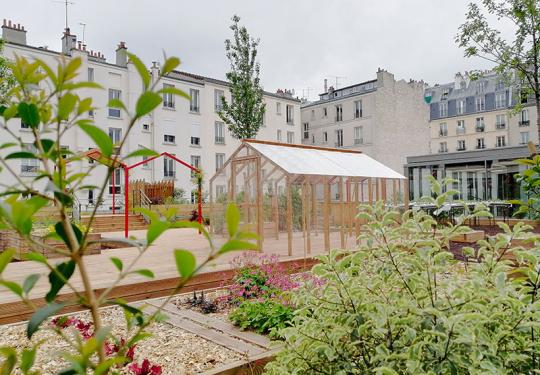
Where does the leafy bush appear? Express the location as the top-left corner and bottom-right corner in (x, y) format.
(266, 201), (540, 374)
(229, 299), (294, 338)
(512, 155), (540, 220)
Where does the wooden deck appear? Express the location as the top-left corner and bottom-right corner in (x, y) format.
(0, 228), (349, 324)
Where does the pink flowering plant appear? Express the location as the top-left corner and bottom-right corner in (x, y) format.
(226, 253), (324, 338)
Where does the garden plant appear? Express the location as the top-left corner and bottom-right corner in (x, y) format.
(0, 53), (257, 373)
(267, 181), (540, 374)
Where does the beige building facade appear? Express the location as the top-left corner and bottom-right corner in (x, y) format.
(300, 69), (429, 174)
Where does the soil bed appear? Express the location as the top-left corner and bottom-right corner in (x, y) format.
(0, 305), (243, 374)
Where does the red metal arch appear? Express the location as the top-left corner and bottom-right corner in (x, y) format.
(84, 150), (202, 238)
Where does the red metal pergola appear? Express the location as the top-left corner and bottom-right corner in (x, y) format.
(84, 150), (202, 238)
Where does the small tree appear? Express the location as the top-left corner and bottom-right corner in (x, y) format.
(0, 39), (15, 105)
(218, 15), (266, 140)
(456, 0), (540, 141)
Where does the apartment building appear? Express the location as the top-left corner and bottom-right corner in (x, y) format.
(405, 71), (538, 201)
(300, 69), (429, 174)
(0, 20), (301, 207)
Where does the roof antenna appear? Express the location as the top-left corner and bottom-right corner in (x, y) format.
(54, 0), (75, 30)
(79, 22), (86, 44)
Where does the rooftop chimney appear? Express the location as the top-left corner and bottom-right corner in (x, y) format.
(324, 78), (328, 93)
(61, 28), (77, 55)
(115, 41), (127, 67)
(2, 19), (27, 45)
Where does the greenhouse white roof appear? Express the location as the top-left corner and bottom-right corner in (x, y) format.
(245, 140), (406, 179)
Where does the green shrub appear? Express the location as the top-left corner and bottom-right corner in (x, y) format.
(229, 299), (294, 338)
(266, 201), (540, 374)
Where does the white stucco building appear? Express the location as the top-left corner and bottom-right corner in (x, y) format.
(0, 20), (301, 208)
(300, 69), (429, 174)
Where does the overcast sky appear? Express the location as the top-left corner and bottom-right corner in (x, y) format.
(3, 0), (497, 100)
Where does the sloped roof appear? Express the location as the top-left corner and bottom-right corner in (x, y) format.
(245, 140), (406, 179)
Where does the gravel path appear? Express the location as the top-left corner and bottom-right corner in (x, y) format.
(0, 306), (243, 374)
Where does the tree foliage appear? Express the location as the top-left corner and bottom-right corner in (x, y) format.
(0, 39), (15, 106)
(267, 201), (540, 374)
(456, 0), (540, 139)
(218, 15), (266, 140)
(511, 155), (540, 219)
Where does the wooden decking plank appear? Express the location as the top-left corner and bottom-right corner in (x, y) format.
(158, 302), (270, 348)
(143, 303), (265, 356)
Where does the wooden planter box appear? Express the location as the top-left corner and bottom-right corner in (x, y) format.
(450, 230), (485, 243)
(0, 230), (102, 259)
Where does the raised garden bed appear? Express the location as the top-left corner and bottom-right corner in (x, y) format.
(0, 305), (244, 374)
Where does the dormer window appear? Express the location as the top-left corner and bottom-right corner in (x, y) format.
(441, 89), (449, 100)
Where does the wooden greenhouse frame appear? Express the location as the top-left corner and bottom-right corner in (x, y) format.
(209, 140), (408, 257)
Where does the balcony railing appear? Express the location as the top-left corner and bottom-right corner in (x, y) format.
(475, 126), (485, 132)
(354, 138), (364, 145)
(496, 123), (506, 129)
(476, 145), (486, 149)
(335, 142), (343, 148)
(20, 164), (39, 174)
(457, 146), (466, 151)
(456, 128), (465, 135)
(191, 137), (201, 146)
(163, 100), (175, 109)
(190, 105), (200, 113)
(519, 120), (530, 126)
(215, 136), (225, 144)
(335, 116), (343, 122)
(439, 131), (448, 137)
(438, 148), (448, 153)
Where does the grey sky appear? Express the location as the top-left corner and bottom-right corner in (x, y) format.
(2, 0), (496, 100)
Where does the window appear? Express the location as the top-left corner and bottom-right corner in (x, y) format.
(164, 134), (176, 144)
(475, 117), (485, 132)
(456, 120), (465, 134)
(142, 123), (150, 132)
(286, 131), (295, 144)
(215, 122), (225, 144)
(163, 83), (175, 108)
(60, 145), (69, 159)
(108, 89), (121, 118)
(109, 127), (122, 144)
(311, 135), (315, 144)
(520, 109), (530, 126)
(139, 145), (150, 169)
(439, 122), (448, 137)
(495, 114), (506, 129)
(190, 155), (201, 177)
(20, 143), (38, 175)
(88, 68), (94, 82)
(303, 123), (309, 139)
(456, 99), (465, 115)
(20, 121), (30, 130)
(439, 142), (448, 153)
(109, 169), (122, 194)
(164, 156), (175, 178)
(520, 132), (530, 145)
(520, 90), (528, 104)
(214, 89), (224, 111)
(276, 102), (281, 115)
(335, 104), (343, 122)
(475, 96), (485, 111)
(286, 105), (294, 125)
(191, 124), (200, 146)
(476, 81), (486, 94)
(495, 92), (505, 108)
(310, 109), (315, 121)
(88, 109), (94, 117)
(354, 100), (363, 118)
(496, 79), (505, 91)
(441, 89), (449, 100)
(216, 185), (226, 198)
(354, 126), (363, 144)
(323, 131), (328, 143)
(335, 129), (343, 147)
(88, 189), (94, 205)
(189, 89), (200, 112)
(439, 102), (448, 117)
(496, 136), (506, 147)
(476, 138), (485, 149)
(277, 130), (282, 142)
(457, 140), (466, 151)
(215, 153), (225, 172)
(322, 107), (327, 117)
